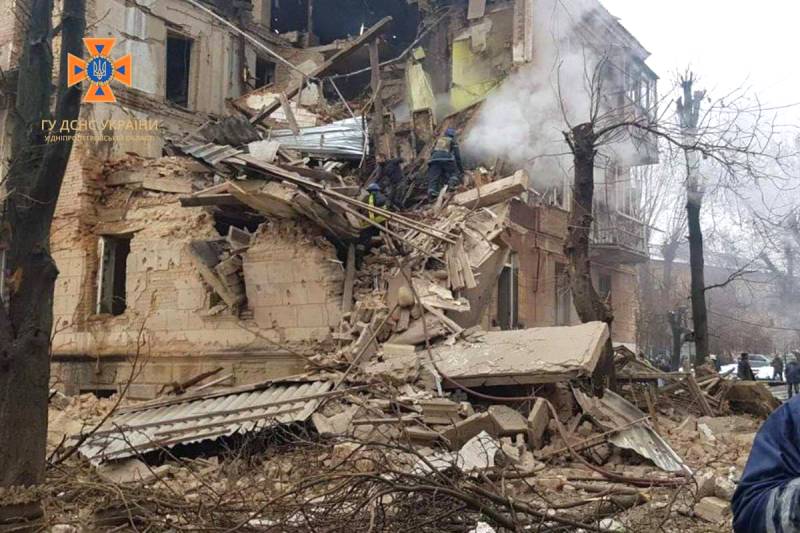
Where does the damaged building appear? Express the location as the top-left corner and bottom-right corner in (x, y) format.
(0, 0), (658, 398)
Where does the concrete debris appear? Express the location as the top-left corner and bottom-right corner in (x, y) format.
(693, 496), (732, 524)
(487, 405), (528, 436)
(441, 412), (498, 450)
(452, 170), (530, 209)
(97, 459), (173, 485)
(432, 322), (610, 387)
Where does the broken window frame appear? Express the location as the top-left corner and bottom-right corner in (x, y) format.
(555, 262), (572, 326)
(599, 273), (612, 304)
(95, 234), (132, 316)
(253, 54), (276, 90)
(497, 252), (519, 330)
(165, 30), (195, 109)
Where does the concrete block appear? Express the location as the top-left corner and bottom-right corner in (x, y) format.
(694, 496), (731, 524)
(488, 405), (528, 436)
(441, 412), (498, 450)
(527, 398), (550, 450)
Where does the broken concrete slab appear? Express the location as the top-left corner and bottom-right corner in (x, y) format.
(452, 170), (529, 209)
(434, 322), (609, 387)
(457, 431), (500, 472)
(413, 431), (500, 474)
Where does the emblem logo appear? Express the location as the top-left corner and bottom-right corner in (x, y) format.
(67, 38), (132, 103)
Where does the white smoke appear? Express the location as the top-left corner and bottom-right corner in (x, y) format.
(463, 0), (628, 190)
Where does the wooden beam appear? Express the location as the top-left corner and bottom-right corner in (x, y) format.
(369, 39), (383, 134)
(251, 16), (393, 125)
(179, 194), (242, 207)
(278, 93), (301, 135)
(342, 243), (356, 313)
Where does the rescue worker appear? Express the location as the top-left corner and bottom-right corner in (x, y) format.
(738, 352), (757, 381)
(427, 128), (464, 201)
(772, 354), (785, 382)
(356, 182), (387, 266)
(732, 395), (800, 532)
(376, 156), (407, 209)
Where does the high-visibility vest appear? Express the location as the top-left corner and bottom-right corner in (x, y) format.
(367, 193), (387, 225)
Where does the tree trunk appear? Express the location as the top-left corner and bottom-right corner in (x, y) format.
(0, 0), (85, 520)
(687, 197), (709, 365)
(667, 309), (684, 371)
(564, 123), (615, 392)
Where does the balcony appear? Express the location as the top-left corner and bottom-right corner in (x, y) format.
(590, 204), (648, 264)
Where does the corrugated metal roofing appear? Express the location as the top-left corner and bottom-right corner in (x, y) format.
(269, 117), (367, 159)
(79, 380), (333, 463)
(180, 142), (243, 165)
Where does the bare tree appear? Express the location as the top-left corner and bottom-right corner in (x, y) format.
(0, 0), (85, 521)
(676, 75), (710, 365)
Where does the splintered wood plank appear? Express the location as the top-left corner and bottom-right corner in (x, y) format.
(251, 17), (393, 124)
(686, 374), (715, 417)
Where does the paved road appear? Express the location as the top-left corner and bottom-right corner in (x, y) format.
(770, 384), (788, 401)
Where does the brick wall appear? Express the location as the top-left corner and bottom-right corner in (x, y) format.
(49, 172), (346, 396)
(489, 202), (639, 344)
(244, 222), (344, 342)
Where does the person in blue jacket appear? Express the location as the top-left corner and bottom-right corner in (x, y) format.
(732, 396), (800, 532)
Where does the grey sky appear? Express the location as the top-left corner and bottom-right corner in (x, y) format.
(601, 0), (800, 121)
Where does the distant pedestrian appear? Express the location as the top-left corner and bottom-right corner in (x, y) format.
(772, 354), (785, 381)
(787, 359), (800, 399)
(738, 352), (756, 381)
(710, 353), (721, 372)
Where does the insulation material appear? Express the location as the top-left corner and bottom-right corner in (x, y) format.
(433, 322), (609, 386)
(406, 61), (437, 114)
(451, 21), (504, 112)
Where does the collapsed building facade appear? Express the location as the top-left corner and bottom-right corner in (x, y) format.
(0, 0), (658, 397)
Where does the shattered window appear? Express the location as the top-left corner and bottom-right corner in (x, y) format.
(166, 32), (193, 107)
(555, 263), (572, 326)
(96, 235), (131, 316)
(254, 55), (276, 89)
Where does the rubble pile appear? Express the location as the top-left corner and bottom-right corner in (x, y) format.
(37, 10), (778, 531)
(45, 101), (782, 532)
(42, 358), (770, 531)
